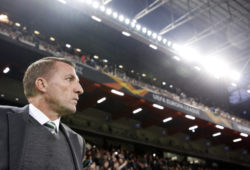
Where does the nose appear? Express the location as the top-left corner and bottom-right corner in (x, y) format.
(75, 81), (84, 95)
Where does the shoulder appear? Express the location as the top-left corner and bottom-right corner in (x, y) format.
(0, 105), (29, 115)
(61, 123), (85, 144)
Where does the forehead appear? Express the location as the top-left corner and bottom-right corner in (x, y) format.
(53, 61), (75, 72)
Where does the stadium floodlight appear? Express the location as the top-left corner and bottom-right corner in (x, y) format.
(97, 97), (106, 104)
(152, 33), (157, 39)
(173, 56), (180, 61)
(233, 138), (242, 143)
(162, 82), (166, 85)
(189, 125), (198, 131)
(57, 0), (67, 4)
(185, 115), (195, 120)
(240, 133), (248, 137)
(215, 125), (224, 129)
(247, 90), (250, 93)
(163, 117), (172, 123)
(103, 59), (108, 63)
(194, 66), (201, 71)
(86, 0), (93, 5)
(231, 83), (237, 87)
(118, 15), (124, 22)
(135, 24), (141, 31)
(125, 18), (130, 25)
(91, 15), (102, 22)
(142, 27), (147, 34)
(3, 67), (10, 74)
(176, 46), (200, 62)
(133, 108), (142, 114)
(212, 132), (221, 137)
(93, 55), (99, 59)
(228, 70), (240, 81)
(153, 104), (164, 110)
(92, 1), (99, 9)
(118, 65), (123, 69)
(167, 41), (172, 47)
(111, 89), (124, 96)
(149, 44), (157, 50)
(122, 31), (131, 37)
(157, 36), (162, 42)
(147, 30), (152, 36)
(99, 5), (105, 12)
(112, 12), (118, 19)
(65, 43), (71, 48)
(163, 39), (167, 44)
(15, 22), (21, 27)
(106, 8), (112, 15)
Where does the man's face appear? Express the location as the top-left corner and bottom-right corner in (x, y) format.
(44, 61), (83, 115)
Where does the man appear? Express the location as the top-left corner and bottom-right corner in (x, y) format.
(0, 57), (85, 170)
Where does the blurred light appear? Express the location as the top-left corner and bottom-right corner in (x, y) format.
(136, 24), (141, 31)
(142, 27), (147, 34)
(247, 90), (250, 93)
(194, 66), (201, 71)
(66, 43), (71, 48)
(15, 98), (19, 101)
(162, 82), (166, 85)
(163, 39), (167, 44)
(86, 0), (93, 5)
(112, 12), (118, 19)
(131, 20), (136, 28)
(118, 15), (124, 22)
(228, 70), (240, 81)
(122, 31), (131, 37)
(233, 138), (242, 143)
(189, 125), (198, 131)
(97, 97), (106, 104)
(50, 37), (55, 41)
(118, 65), (123, 69)
(99, 5), (105, 12)
(0, 14), (9, 23)
(153, 77), (157, 81)
(3, 67), (10, 74)
(142, 73), (146, 77)
(93, 55), (99, 59)
(131, 70), (134, 73)
(57, 0), (66, 4)
(216, 125), (224, 129)
(163, 117), (172, 123)
(212, 132), (221, 137)
(173, 56), (180, 61)
(34, 30), (40, 35)
(177, 46), (201, 62)
(103, 59), (108, 63)
(106, 8), (112, 15)
(185, 115), (195, 120)
(15, 22), (21, 27)
(111, 89), (124, 96)
(157, 36), (162, 42)
(133, 108), (142, 114)
(0, 94), (4, 97)
(149, 44), (157, 50)
(240, 133), (248, 137)
(76, 48), (81, 52)
(153, 153), (156, 157)
(92, 1), (99, 8)
(153, 104), (164, 110)
(114, 151), (118, 155)
(91, 15), (102, 22)
(147, 30), (152, 36)
(167, 41), (172, 47)
(169, 84), (173, 88)
(231, 83), (237, 87)
(152, 33), (157, 39)
(125, 18), (130, 25)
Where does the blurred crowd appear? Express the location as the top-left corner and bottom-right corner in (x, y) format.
(0, 16), (249, 127)
(84, 143), (215, 170)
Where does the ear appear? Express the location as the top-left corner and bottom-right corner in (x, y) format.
(35, 77), (48, 93)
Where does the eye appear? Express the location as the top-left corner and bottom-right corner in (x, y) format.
(66, 77), (73, 81)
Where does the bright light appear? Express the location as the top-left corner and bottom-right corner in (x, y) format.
(92, 1), (99, 8)
(111, 89), (124, 96)
(103, 59), (108, 63)
(50, 37), (55, 41)
(133, 108), (142, 114)
(157, 36), (162, 42)
(118, 65), (123, 69)
(66, 43), (71, 48)
(247, 90), (250, 93)
(136, 24), (141, 31)
(91, 15), (102, 22)
(231, 83), (237, 87)
(162, 82), (166, 85)
(142, 27), (147, 34)
(194, 66), (201, 71)
(93, 55), (99, 59)
(173, 56), (180, 61)
(212, 132), (221, 137)
(76, 48), (81, 52)
(215, 125), (224, 129)
(153, 153), (156, 157)
(185, 115), (195, 120)
(163, 117), (172, 123)
(163, 39), (167, 44)
(15, 22), (21, 27)
(176, 46), (201, 62)
(125, 18), (130, 25)
(0, 14), (9, 23)
(228, 70), (240, 81)
(106, 8), (112, 15)
(112, 12), (118, 19)
(122, 31), (131, 37)
(118, 15), (124, 22)
(147, 30), (152, 36)
(152, 33), (157, 39)
(131, 70), (134, 73)
(97, 97), (106, 104)
(153, 104), (164, 110)
(149, 44), (157, 50)
(240, 133), (248, 137)
(3, 67), (10, 74)
(233, 138), (242, 143)
(57, 0), (66, 4)
(34, 30), (40, 35)
(86, 0), (93, 5)
(99, 5), (105, 12)
(189, 125), (198, 131)
(167, 41), (172, 47)
(142, 73), (146, 77)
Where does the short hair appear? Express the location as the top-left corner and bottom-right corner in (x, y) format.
(23, 56), (75, 98)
